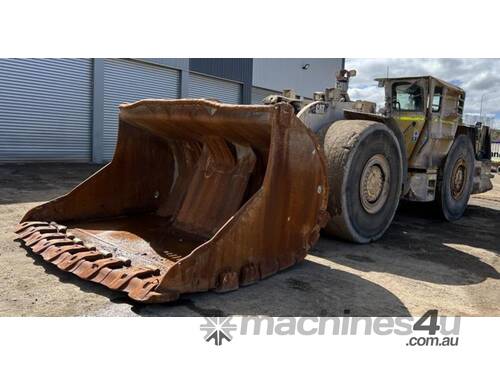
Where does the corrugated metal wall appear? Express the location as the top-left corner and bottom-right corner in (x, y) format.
(251, 86), (280, 104)
(252, 59), (344, 98)
(0, 59), (342, 162)
(0, 58), (92, 161)
(189, 73), (241, 104)
(189, 59), (252, 84)
(102, 59), (180, 160)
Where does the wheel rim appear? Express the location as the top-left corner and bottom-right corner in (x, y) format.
(450, 158), (467, 200)
(359, 154), (390, 214)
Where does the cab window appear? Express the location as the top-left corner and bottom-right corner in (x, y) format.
(432, 86), (443, 113)
(392, 82), (423, 112)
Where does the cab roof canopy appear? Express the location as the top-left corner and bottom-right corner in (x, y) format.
(374, 75), (465, 94)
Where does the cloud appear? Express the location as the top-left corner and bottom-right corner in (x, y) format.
(346, 58), (500, 128)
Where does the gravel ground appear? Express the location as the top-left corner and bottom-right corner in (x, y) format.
(0, 163), (498, 316)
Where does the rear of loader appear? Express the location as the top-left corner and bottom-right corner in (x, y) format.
(15, 100), (329, 303)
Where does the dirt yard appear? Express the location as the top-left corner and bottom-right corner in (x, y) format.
(0, 163), (498, 317)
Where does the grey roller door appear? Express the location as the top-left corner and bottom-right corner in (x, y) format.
(0, 58), (92, 161)
(189, 73), (241, 104)
(251, 86), (280, 104)
(103, 59), (180, 160)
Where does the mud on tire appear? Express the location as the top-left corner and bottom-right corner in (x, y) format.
(323, 120), (403, 243)
(436, 134), (475, 221)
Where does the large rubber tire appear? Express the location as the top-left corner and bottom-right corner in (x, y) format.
(436, 134), (474, 221)
(323, 120), (403, 243)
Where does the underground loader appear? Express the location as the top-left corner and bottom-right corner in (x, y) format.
(265, 69), (493, 242)
(15, 69), (493, 303)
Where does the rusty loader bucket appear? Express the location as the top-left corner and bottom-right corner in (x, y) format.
(15, 100), (328, 303)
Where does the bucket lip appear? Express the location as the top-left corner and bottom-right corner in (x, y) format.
(119, 98), (277, 112)
(118, 98), (295, 132)
(117, 98), (284, 154)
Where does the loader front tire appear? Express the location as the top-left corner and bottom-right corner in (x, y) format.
(323, 120), (403, 243)
(436, 134), (474, 221)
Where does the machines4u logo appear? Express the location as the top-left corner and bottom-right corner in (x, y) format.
(200, 311), (460, 347)
(200, 317), (237, 346)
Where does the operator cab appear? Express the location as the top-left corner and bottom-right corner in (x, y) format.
(375, 75), (465, 115)
(374, 76), (466, 161)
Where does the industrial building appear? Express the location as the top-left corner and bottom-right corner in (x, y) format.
(0, 58), (344, 163)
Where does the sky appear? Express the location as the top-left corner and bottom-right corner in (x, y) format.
(346, 58), (500, 128)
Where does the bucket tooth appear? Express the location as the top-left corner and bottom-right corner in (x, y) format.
(56, 250), (105, 271)
(240, 263), (260, 286)
(101, 267), (160, 290)
(17, 225), (60, 240)
(124, 276), (166, 301)
(15, 221), (48, 233)
(16, 226), (42, 240)
(31, 239), (76, 254)
(42, 244), (89, 262)
(22, 231), (54, 247)
(21, 231), (43, 246)
(91, 266), (120, 284)
(25, 232), (67, 248)
(215, 271), (239, 293)
(73, 258), (127, 279)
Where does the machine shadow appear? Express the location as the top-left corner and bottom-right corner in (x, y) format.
(18, 240), (410, 317)
(316, 201), (500, 286)
(129, 259), (411, 317)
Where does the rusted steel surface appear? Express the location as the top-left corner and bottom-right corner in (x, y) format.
(15, 99), (329, 303)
